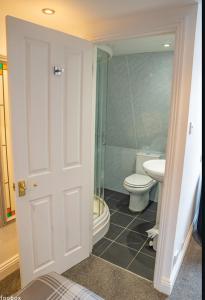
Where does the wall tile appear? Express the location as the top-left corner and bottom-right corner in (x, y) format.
(105, 52), (173, 193)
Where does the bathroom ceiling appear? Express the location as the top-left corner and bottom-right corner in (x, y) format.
(106, 34), (175, 56)
(0, 0), (197, 55)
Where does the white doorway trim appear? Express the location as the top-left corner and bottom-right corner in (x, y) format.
(90, 5), (197, 295)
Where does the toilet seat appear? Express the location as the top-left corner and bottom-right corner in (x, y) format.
(124, 173), (154, 188)
(123, 173), (157, 212)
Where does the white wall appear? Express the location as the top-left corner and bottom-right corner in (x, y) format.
(0, 222), (18, 264)
(173, 0), (201, 261)
(0, 59), (18, 279)
(0, 221), (19, 279)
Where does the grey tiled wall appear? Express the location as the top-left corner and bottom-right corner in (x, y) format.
(104, 51), (173, 193)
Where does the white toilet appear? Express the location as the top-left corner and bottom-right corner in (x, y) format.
(123, 152), (160, 212)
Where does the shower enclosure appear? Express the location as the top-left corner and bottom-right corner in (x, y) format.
(93, 48), (111, 244)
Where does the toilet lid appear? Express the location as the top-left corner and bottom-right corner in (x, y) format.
(124, 173), (154, 188)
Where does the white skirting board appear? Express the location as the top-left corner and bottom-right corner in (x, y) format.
(0, 254), (19, 280)
(157, 224), (193, 295)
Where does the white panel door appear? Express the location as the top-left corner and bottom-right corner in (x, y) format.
(6, 16), (93, 287)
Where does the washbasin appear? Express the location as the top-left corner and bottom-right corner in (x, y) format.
(143, 159), (165, 182)
(143, 159), (166, 251)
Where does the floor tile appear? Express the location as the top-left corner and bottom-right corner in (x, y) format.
(128, 252), (155, 280)
(116, 229), (147, 251)
(108, 191), (129, 202)
(92, 238), (112, 256)
(105, 198), (119, 210)
(100, 190), (156, 282)
(115, 198), (139, 216)
(109, 209), (117, 216)
(105, 223), (124, 240)
(128, 218), (155, 236)
(101, 242), (137, 268)
(139, 209), (157, 222)
(104, 189), (114, 200)
(110, 211), (134, 227)
(140, 239), (156, 258)
(147, 201), (158, 212)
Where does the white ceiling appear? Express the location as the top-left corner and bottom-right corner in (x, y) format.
(106, 34), (175, 56)
(0, 0), (198, 24)
(0, 0), (197, 55)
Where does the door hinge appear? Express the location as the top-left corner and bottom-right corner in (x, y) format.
(188, 122), (194, 135)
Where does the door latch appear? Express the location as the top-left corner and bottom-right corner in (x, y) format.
(18, 180), (26, 197)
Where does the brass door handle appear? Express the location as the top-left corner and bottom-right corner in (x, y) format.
(18, 180), (26, 197)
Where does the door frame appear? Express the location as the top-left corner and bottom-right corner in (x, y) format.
(90, 5), (197, 295)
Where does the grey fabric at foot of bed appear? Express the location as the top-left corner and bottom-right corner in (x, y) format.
(15, 272), (104, 300)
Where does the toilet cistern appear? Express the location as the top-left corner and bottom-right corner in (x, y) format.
(142, 159), (166, 250)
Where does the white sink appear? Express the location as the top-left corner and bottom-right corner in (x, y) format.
(143, 159), (166, 250)
(143, 159), (165, 182)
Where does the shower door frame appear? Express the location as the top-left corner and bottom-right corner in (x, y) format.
(94, 48), (109, 216)
(90, 5), (198, 296)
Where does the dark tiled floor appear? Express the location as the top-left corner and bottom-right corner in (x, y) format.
(101, 242), (137, 268)
(147, 201), (158, 212)
(141, 239), (156, 258)
(139, 209), (157, 223)
(128, 218), (155, 236)
(110, 211), (134, 227)
(116, 229), (146, 251)
(92, 238), (112, 256)
(105, 223), (123, 240)
(109, 209), (116, 215)
(92, 189), (157, 281)
(128, 253), (155, 281)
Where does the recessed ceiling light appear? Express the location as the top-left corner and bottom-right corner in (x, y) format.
(163, 43), (171, 48)
(42, 8), (55, 15)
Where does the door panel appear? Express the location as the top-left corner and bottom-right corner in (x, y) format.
(6, 16), (93, 286)
(63, 51), (82, 167)
(30, 196), (54, 271)
(25, 38), (50, 174)
(64, 188), (81, 254)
